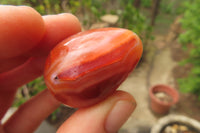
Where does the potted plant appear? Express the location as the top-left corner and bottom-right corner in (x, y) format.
(149, 84), (179, 114)
(151, 115), (200, 133)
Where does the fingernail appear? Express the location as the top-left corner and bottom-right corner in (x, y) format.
(105, 100), (136, 133)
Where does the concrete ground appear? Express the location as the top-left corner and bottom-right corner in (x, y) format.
(118, 35), (178, 133)
(35, 121), (56, 133)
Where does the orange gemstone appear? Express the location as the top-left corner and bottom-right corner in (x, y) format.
(44, 28), (143, 108)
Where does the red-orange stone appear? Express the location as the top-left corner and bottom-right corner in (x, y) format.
(44, 28), (143, 108)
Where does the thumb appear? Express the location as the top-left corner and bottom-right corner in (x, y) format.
(57, 91), (136, 133)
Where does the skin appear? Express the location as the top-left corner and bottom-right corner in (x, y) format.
(0, 5), (45, 59)
(0, 5), (136, 133)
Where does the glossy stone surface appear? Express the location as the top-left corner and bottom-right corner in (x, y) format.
(44, 28), (143, 108)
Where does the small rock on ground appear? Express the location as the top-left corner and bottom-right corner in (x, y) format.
(100, 14), (119, 24)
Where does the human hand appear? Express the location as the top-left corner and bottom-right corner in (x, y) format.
(0, 5), (136, 133)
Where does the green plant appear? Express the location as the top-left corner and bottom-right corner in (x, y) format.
(49, 108), (61, 121)
(141, 0), (151, 8)
(68, 0), (81, 14)
(0, 0), (63, 15)
(118, 1), (152, 41)
(0, 0), (26, 5)
(12, 76), (61, 121)
(29, 0), (62, 15)
(13, 77), (46, 107)
(160, 1), (174, 14)
(178, 0), (200, 100)
(80, 0), (107, 23)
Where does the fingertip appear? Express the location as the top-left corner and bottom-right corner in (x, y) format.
(30, 13), (81, 56)
(58, 13), (81, 26)
(55, 13), (82, 36)
(105, 98), (136, 133)
(0, 5), (45, 59)
(57, 91), (136, 133)
(111, 90), (136, 103)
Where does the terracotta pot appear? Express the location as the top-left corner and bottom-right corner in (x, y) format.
(149, 84), (179, 114)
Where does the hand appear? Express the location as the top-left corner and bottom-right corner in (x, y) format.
(0, 5), (136, 133)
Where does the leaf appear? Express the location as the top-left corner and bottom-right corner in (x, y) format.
(178, 0), (200, 100)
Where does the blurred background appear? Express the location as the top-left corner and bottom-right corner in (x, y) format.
(1, 0), (200, 133)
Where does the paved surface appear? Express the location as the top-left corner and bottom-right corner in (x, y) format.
(118, 36), (177, 133)
(119, 63), (157, 132)
(35, 121), (56, 133)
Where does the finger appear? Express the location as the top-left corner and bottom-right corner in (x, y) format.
(0, 55), (29, 73)
(0, 13), (81, 73)
(0, 5), (45, 59)
(57, 91), (136, 133)
(0, 57), (46, 119)
(0, 13), (81, 86)
(3, 89), (60, 133)
(0, 125), (4, 133)
(0, 12), (82, 113)
(0, 56), (46, 90)
(0, 88), (17, 120)
(29, 13), (81, 57)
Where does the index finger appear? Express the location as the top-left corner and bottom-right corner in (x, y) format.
(0, 5), (45, 59)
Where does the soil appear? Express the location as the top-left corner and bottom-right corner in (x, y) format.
(154, 92), (173, 104)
